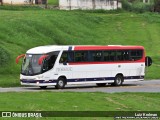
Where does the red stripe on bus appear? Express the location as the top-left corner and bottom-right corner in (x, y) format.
(74, 46), (144, 51)
(68, 60), (145, 65)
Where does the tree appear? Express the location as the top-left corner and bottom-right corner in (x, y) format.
(154, 0), (160, 12)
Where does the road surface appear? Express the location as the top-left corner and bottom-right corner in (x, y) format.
(0, 80), (160, 93)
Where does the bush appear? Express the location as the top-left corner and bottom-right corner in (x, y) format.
(0, 5), (42, 11)
(122, 0), (154, 13)
(154, 0), (160, 12)
(0, 47), (10, 66)
(122, 0), (133, 11)
(132, 1), (154, 13)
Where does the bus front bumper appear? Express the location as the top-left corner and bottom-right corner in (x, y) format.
(20, 79), (57, 86)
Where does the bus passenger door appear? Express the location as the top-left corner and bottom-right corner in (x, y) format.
(57, 51), (73, 80)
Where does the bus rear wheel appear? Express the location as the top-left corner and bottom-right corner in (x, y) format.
(113, 75), (123, 86)
(55, 77), (66, 89)
(96, 83), (106, 87)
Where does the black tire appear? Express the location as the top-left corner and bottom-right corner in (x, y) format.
(113, 75), (123, 86)
(55, 77), (66, 89)
(40, 86), (47, 89)
(96, 83), (106, 87)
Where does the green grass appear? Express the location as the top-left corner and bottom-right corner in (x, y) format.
(1, 92), (160, 111)
(0, 92), (160, 119)
(48, 0), (58, 5)
(0, 9), (160, 87)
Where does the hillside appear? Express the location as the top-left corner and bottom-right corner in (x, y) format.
(0, 9), (160, 87)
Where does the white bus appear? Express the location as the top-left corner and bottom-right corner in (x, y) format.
(16, 45), (151, 89)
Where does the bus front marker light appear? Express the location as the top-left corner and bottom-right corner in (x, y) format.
(36, 81), (39, 84)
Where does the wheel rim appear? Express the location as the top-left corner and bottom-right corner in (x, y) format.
(58, 80), (64, 87)
(116, 77), (121, 85)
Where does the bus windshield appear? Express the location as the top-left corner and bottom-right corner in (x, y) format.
(21, 54), (43, 75)
(21, 52), (59, 76)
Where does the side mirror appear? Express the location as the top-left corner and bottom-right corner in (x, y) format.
(145, 56), (152, 67)
(16, 54), (25, 64)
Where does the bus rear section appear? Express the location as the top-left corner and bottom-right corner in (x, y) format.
(16, 45), (147, 89)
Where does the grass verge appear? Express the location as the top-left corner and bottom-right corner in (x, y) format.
(0, 92), (160, 119)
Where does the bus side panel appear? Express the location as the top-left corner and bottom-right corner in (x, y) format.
(54, 62), (145, 84)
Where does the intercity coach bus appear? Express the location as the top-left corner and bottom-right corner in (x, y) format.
(16, 45), (152, 89)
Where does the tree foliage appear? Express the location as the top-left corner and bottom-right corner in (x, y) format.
(0, 47), (10, 66)
(154, 0), (160, 12)
(122, 0), (154, 13)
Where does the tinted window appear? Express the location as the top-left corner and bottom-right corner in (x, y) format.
(59, 52), (67, 63)
(68, 52), (74, 62)
(103, 51), (110, 61)
(89, 51), (103, 62)
(75, 51), (88, 62)
(130, 50), (143, 61)
(103, 51), (116, 62)
(59, 51), (74, 63)
(116, 50), (130, 61)
(43, 51), (59, 72)
(47, 54), (58, 70)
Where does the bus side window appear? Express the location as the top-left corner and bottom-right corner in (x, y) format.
(109, 51), (116, 61)
(103, 51), (116, 62)
(123, 51), (130, 61)
(116, 51), (123, 61)
(59, 51), (74, 63)
(90, 51), (103, 62)
(75, 51), (88, 62)
(68, 52), (74, 62)
(43, 51), (59, 71)
(103, 51), (110, 61)
(93, 51), (102, 62)
(59, 52), (68, 63)
(130, 50), (143, 61)
(48, 55), (57, 69)
(116, 50), (130, 61)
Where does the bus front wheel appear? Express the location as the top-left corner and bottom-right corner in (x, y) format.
(55, 77), (66, 89)
(113, 75), (123, 86)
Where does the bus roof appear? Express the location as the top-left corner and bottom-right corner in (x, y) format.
(26, 45), (68, 54)
(26, 45), (144, 54)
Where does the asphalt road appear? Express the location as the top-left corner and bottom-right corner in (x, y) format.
(0, 80), (160, 93)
